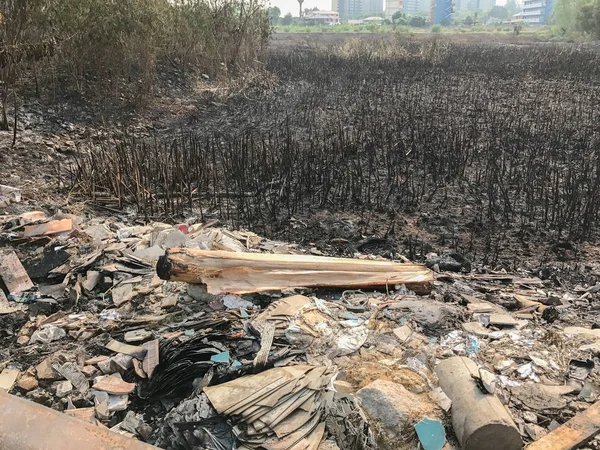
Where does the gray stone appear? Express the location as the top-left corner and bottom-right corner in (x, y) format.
(55, 380), (73, 398)
(155, 229), (188, 250)
(121, 410), (144, 434)
(356, 379), (422, 435)
(187, 284), (210, 302)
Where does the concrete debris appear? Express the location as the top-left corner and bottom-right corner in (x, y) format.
(0, 212), (598, 449)
(436, 357), (522, 450)
(0, 368), (20, 391)
(55, 380), (72, 398)
(357, 379), (437, 448)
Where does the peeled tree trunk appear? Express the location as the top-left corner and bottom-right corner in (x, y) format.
(157, 248), (434, 295)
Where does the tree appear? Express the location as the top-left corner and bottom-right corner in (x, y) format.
(578, 0), (600, 36)
(505, 0), (520, 16)
(392, 11), (407, 25)
(281, 12), (293, 25)
(408, 15), (427, 27)
(489, 5), (509, 20)
(464, 15), (474, 25)
(268, 6), (281, 24)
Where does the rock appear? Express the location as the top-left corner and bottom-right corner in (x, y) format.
(187, 284), (210, 302)
(462, 322), (491, 338)
(578, 382), (598, 402)
(36, 358), (61, 380)
(110, 354), (134, 373)
(489, 314), (518, 327)
(524, 423), (547, 441)
(333, 380), (354, 394)
(425, 254), (467, 272)
(121, 410), (144, 434)
(565, 327), (600, 339)
(318, 440), (340, 450)
(579, 341), (600, 354)
(429, 387), (452, 412)
(494, 359), (514, 372)
(479, 368), (496, 394)
(97, 358), (113, 374)
(55, 380), (73, 398)
(155, 229), (188, 250)
(357, 379), (434, 444)
(81, 365), (98, 377)
(137, 422), (153, 440)
(17, 374), (38, 391)
(523, 411), (538, 423)
(511, 383), (567, 410)
(393, 324), (429, 348)
(26, 388), (52, 406)
(124, 329), (152, 343)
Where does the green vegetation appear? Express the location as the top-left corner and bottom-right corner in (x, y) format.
(553, 0), (600, 37)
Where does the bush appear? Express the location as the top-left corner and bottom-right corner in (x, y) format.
(0, 0), (271, 112)
(431, 24), (442, 32)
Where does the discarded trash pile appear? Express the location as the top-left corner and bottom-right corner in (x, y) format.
(2, 207), (600, 450)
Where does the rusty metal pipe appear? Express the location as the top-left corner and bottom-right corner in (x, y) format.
(0, 390), (157, 450)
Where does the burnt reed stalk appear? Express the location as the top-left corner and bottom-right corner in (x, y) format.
(72, 40), (600, 249)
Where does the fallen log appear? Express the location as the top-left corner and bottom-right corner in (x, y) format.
(157, 249), (434, 295)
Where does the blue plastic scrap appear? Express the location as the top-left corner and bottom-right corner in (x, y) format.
(210, 351), (230, 363)
(414, 418), (446, 450)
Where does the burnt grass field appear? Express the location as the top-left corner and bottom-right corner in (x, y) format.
(75, 35), (600, 270)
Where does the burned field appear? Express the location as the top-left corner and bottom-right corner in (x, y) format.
(76, 37), (600, 269)
(3, 36), (600, 450)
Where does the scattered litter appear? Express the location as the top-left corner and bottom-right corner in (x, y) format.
(29, 325), (66, 344)
(0, 212), (596, 450)
(414, 418), (446, 450)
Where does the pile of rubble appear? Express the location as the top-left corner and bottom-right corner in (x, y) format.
(1, 205), (600, 450)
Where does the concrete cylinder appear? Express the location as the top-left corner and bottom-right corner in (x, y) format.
(435, 356), (522, 450)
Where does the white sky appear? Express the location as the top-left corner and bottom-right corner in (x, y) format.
(270, 0), (506, 17)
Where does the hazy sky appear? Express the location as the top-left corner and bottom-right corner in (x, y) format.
(270, 0), (332, 16)
(270, 0), (506, 17)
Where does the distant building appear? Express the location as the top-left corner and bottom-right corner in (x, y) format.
(455, 0), (495, 11)
(363, 15), (384, 21)
(335, 0), (361, 19)
(385, 0), (404, 19)
(521, 0), (554, 24)
(430, 0), (452, 23)
(364, 0), (384, 15)
(403, 0), (430, 15)
(334, 0), (383, 19)
(304, 9), (341, 24)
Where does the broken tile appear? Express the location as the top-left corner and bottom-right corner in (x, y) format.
(0, 251), (34, 295)
(105, 339), (146, 359)
(0, 368), (20, 391)
(92, 374), (136, 395)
